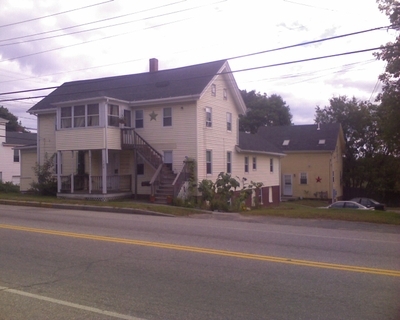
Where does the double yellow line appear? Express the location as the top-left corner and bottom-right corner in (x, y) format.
(1, 223), (399, 277)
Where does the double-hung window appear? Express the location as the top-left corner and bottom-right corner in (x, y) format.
(13, 149), (19, 162)
(244, 156), (249, 173)
(61, 107), (72, 128)
(252, 157), (257, 170)
(87, 104), (99, 126)
(226, 151), (232, 174)
(206, 107), (212, 127)
(135, 110), (143, 128)
(73, 105), (85, 127)
(206, 150), (212, 174)
(226, 112), (232, 131)
(270, 158), (274, 173)
(163, 107), (172, 126)
(300, 172), (307, 184)
(108, 104), (119, 127)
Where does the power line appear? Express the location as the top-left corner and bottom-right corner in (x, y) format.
(0, 1), (114, 28)
(0, 44), (394, 104)
(0, 1), (225, 63)
(0, 23), (392, 95)
(228, 25), (394, 61)
(0, 1), (186, 46)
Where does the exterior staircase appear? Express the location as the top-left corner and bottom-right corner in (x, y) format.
(121, 128), (176, 204)
(153, 165), (176, 204)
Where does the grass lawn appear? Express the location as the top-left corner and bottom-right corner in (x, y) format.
(0, 193), (399, 225)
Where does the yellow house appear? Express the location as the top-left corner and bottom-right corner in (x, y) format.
(256, 123), (345, 201)
(21, 59), (284, 205)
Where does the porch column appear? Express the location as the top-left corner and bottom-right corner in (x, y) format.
(57, 151), (61, 193)
(89, 150), (92, 194)
(102, 149), (107, 194)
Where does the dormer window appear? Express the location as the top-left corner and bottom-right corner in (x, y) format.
(211, 84), (216, 96)
(319, 139), (326, 145)
(283, 140), (290, 146)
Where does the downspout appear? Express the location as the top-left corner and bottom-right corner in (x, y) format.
(103, 100), (109, 194)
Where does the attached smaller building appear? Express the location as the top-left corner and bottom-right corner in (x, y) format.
(0, 117), (37, 185)
(256, 123), (345, 201)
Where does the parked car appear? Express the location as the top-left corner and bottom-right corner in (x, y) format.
(350, 198), (385, 211)
(321, 201), (374, 210)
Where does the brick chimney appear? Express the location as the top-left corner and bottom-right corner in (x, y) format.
(149, 58), (158, 72)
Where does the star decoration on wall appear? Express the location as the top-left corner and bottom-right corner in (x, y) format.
(316, 176), (322, 183)
(149, 111), (158, 121)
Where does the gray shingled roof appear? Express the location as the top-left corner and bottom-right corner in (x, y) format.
(238, 131), (285, 155)
(256, 123), (342, 152)
(28, 60), (227, 113)
(5, 132), (37, 145)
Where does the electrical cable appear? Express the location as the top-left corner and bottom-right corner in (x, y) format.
(0, 1), (114, 28)
(0, 44), (395, 103)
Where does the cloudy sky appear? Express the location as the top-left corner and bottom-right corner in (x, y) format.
(0, 0), (396, 131)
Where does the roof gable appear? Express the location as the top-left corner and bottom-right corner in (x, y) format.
(28, 60), (232, 113)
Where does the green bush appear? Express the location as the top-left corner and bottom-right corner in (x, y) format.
(30, 153), (57, 196)
(0, 181), (20, 193)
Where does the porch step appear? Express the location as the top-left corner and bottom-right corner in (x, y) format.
(153, 165), (176, 204)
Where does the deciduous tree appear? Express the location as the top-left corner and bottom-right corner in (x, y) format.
(239, 90), (292, 133)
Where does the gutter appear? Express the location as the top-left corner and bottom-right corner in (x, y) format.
(235, 145), (286, 157)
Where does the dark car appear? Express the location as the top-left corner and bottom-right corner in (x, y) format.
(322, 201), (374, 210)
(350, 198), (385, 211)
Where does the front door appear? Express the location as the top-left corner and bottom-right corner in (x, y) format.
(163, 151), (173, 171)
(283, 174), (292, 196)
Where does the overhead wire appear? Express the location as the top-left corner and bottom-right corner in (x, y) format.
(0, 44), (395, 104)
(0, 1), (187, 46)
(0, 1), (114, 28)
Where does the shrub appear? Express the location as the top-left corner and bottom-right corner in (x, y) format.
(30, 153), (57, 196)
(0, 181), (20, 193)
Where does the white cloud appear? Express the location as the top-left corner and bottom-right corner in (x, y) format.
(0, 0), (397, 130)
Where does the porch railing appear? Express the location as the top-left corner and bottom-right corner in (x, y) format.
(60, 174), (131, 193)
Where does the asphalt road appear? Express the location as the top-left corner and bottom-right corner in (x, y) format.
(0, 204), (399, 320)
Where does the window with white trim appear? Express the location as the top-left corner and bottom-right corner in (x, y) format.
(252, 157), (257, 170)
(163, 107), (172, 127)
(206, 107), (212, 127)
(270, 158), (274, 173)
(87, 104), (99, 126)
(108, 104), (119, 127)
(211, 84), (216, 96)
(300, 172), (307, 184)
(73, 105), (85, 128)
(226, 151), (232, 174)
(135, 110), (143, 128)
(206, 150), (212, 174)
(223, 88), (227, 100)
(13, 149), (19, 162)
(61, 106), (72, 128)
(226, 112), (232, 131)
(244, 156), (249, 173)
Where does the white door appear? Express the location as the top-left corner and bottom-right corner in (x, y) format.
(283, 174), (292, 196)
(163, 151), (173, 171)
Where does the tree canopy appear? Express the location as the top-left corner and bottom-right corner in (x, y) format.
(239, 90), (292, 133)
(315, 95), (400, 201)
(0, 106), (27, 132)
(374, 0), (400, 156)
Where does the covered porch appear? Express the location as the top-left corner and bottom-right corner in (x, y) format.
(56, 148), (133, 201)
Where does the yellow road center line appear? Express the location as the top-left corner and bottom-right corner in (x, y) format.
(1, 223), (400, 277)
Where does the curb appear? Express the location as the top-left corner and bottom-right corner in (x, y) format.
(0, 199), (175, 217)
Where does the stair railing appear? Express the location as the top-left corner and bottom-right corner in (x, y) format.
(121, 128), (163, 169)
(172, 159), (194, 198)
